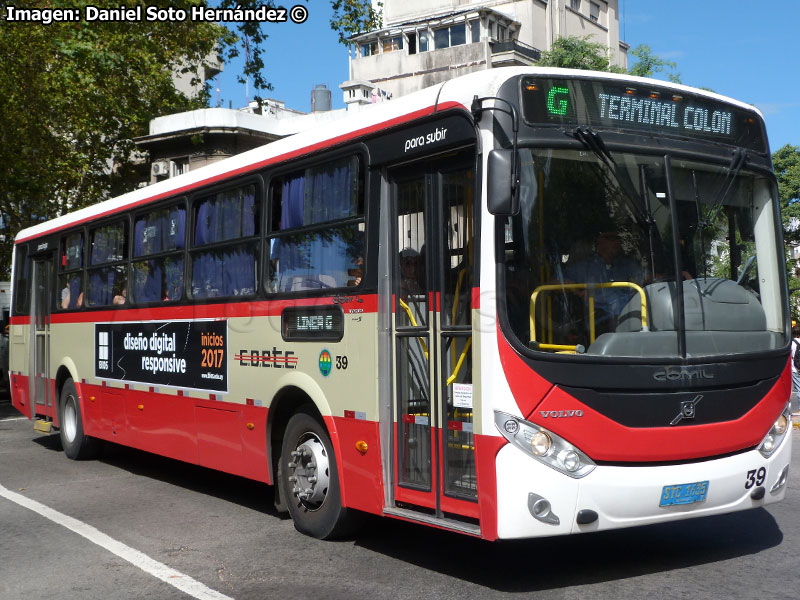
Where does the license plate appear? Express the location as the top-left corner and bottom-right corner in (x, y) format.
(659, 480), (709, 507)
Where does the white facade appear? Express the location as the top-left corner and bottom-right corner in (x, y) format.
(349, 0), (627, 101)
(135, 104), (347, 184)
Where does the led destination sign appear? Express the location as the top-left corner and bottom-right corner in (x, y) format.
(282, 306), (344, 341)
(520, 77), (766, 152)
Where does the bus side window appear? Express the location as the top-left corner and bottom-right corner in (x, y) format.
(87, 221), (128, 307)
(132, 204), (186, 303)
(12, 244), (30, 315)
(191, 185), (259, 299)
(267, 156), (365, 294)
(58, 232), (84, 310)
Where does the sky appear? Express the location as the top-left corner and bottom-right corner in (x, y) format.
(215, 0), (800, 151)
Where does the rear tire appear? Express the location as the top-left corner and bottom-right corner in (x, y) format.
(59, 378), (100, 460)
(278, 410), (360, 539)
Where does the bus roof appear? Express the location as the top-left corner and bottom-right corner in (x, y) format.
(15, 67), (763, 244)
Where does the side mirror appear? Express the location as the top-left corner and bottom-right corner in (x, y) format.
(487, 149), (519, 216)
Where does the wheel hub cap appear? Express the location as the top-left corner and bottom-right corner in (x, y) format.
(287, 435), (330, 510)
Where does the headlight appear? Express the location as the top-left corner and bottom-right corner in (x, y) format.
(494, 411), (596, 478)
(758, 403), (792, 458)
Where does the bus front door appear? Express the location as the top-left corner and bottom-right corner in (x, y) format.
(31, 257), (55, 420)
(388, 153), (478, 523)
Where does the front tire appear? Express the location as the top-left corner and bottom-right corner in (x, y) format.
(278, 410), (359, 539)
(59, 378), (100, 460)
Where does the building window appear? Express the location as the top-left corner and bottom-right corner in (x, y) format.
(407, 32), (417, 54)
(382, 35), (403, 53)
(571, 0), (581, 10)
(360, 40), (378, 57)
(419, 30), (429, 52)
(434, 23), (466, 50)
(171, 158), (188, 177)
(590, 1), (601, 23)
(497, 24), (507, 41)
(470, 19), (480, 43)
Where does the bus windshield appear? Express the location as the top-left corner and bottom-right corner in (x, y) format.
(501, 147), (787, 359)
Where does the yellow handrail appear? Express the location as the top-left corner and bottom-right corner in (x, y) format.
(446, 337), (472, 386)
(529, 281), (648, 351)
(451, 268), (467, 323)
(398, 297), (429, 359)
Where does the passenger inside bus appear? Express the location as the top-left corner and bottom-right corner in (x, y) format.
(347, 256), (363, 287)
(399, 248), (422, 299)
(113, 284), (127, 305)
(61, 277), (83, 309)
(562, 231), (643, 336)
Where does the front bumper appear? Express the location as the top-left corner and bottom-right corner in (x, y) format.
(495, 429), (791, 539)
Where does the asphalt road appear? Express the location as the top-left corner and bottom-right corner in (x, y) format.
(1, 396), (798, 600)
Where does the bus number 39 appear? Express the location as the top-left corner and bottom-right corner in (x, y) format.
(202, 349), (224, 369)
(744, 467), (766, 489)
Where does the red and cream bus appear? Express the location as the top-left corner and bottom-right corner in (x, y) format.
(9, 68), (792, 540)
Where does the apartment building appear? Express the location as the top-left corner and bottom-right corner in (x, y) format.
(343, 0), (627, 103)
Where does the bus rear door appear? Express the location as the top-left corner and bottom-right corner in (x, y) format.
(31, 255), (55, 420)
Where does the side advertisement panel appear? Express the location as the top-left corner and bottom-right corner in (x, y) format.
(94, 320), (227, 392)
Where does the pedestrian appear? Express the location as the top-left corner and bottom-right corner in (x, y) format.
(792, 322), (800, 415)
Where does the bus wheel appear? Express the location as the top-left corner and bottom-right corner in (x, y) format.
(279, 411), (358, 539)
(59, 379), (99, 460)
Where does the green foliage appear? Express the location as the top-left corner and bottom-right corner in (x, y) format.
(772, 144), (800, 317)
(330, 0), (383, 46)
(0, 1), (276, 278)
(628, 44), (681, 83)
(537, 35), (625, 73)
(773, 144), (800, 241)
(537, 37), (686, 85)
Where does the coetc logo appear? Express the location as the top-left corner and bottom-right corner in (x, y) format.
(318, 349), (332, 377)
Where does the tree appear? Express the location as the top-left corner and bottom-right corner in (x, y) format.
(0, 1), (274, 277)
(536, 36), (684, 86)
(774, 144), (800, 240)
(770, 144), (800, 319)
(772, 144), (800, 317)
(537, 35), (625, 72)
(330, 0), (383, 46)
(628, 44), (681, 83)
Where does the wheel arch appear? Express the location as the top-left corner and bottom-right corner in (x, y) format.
(53, 359), (79, 427)
(266, 374), (340, 487)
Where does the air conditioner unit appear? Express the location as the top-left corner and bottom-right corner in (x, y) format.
(152, 161), (169, 177)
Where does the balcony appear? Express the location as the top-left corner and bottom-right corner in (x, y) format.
(490, 39), (541, 67)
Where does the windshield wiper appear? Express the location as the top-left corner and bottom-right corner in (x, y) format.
(699, 148), (747, 230)
(737, 255), (757, 285)
(574, 127), (615, 168)
(572, 126), (655, 231)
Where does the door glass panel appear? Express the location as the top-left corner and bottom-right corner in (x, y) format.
(441, 169), (474, 326)
(34, 262), (49, 332)
(443, 334), (476, 498)
(33, 260), (52, 406)
(439, 165), (476, 500)
(396, 178), (427, 327)
(396, 334), (431, 490)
